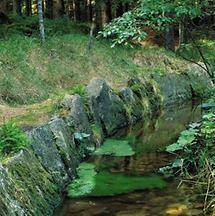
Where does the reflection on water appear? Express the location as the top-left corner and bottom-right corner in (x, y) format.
(54, 102), (205, 216)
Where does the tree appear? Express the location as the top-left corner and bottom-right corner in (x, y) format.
(37, 0), (45, 42)
(100, 0), (209, 48)
(25, 0), (32, 16)
(100, 0), (215, 82)
(13, 0), (22, 16)
(45, 0), (53, 18)
(0, 0), (7, 13)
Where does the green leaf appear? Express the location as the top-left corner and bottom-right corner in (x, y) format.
(166, 143), (183, 152)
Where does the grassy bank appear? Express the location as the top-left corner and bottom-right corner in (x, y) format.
(0, 17), (187, 105)
(1, 16), (209, 126)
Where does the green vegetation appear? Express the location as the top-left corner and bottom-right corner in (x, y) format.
(93, 139), (135, 156)
(74, 132), (95, 158)
(91, 171), (167, 197)
(0, 121), (29, 157)
(100, 0), (210, 47)
(67, 163), (97, 198)
(0, 18), (187, 107)
(160, 95), (215, 213)
(67, 162), (167, 198)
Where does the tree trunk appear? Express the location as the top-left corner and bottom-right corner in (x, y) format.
(164, 12), (176, 51)
(0, 0), (7, 13)
(106, 0), (112, 22)
(74, 0), (81, 21)
(116, 2), (123, 17)
(80, 0), (88, 21)
(45, 0), (53, 18)
(164, 24), (175, 51)
(179, 22), (185, 49)
(95, 0), (107, 32)
(89, 0), (93, 22)
(37, 0), (45, 42)
(54, 0), (65, 18)
(13, 0), (22, 16)
(25, 0), (32, 16)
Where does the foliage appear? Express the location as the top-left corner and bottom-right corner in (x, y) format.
(70, 85), (87, 98)
(74, 132), (94, 158)
(176, 39), (215, 82)
(93, 139), (135, 156)
(160, 98), (215, 212)
(100, 0), (210, 46)
(100, 11), (147, 47)
(0, 121), (30, 157)
(67, 162), (167, 198)
(166, 128), (198, 153)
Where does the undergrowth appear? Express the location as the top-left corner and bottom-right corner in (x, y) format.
(0, 121), (30, 158)
(160, 94), (215, 214)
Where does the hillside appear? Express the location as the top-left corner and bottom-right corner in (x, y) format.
(0, 18), (190, 126)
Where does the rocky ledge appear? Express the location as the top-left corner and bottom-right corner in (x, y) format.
(0, 67), (213, 216)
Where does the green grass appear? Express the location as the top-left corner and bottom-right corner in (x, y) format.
(0, 17), (187, 106)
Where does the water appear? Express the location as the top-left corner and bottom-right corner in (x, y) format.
(54, 102), (205, 216)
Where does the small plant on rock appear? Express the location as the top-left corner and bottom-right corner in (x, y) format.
(0, 121), (30, 157)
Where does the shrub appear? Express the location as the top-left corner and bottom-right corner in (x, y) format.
(0, 122), (30, 157)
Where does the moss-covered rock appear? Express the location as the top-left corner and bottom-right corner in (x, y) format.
(87, 79), (128, 136)
(49, 117), (80, 178)
(187, 64), (213, 97)
(128, 77), (162, 113)
(152, 74), (192, 106)
(1, 150), (60, 216)
(61, 94), (92, 135)
(0, 165), (26, 216)
(29, 123), (70, 186)
(119, 87), (143, 124)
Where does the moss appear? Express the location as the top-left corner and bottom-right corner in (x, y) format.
(124, 104), (134, 124)
(91, 124), (103, 145)
(67, 163), (97, 198)
(69, 85), (87, 99)
(91, 171), (167, 196)
(67, 162), (167, 198)
(5, 150), (60, 216)
(130, 83), (145, 98)
(93, 139), (135, 157)
(11, 100), (55, 127)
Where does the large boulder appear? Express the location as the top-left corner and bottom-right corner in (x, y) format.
(49, 118), (80, 178)
(87, 79), (127, 136)
(187, 64), (213, 97)
(127, 77), (162, 112)
(3, 150), (60, 216)
(152, 74), (192, 106)
(0, 165), (26, 216)
(61, 94), (91, 135)
(29, 124), (69, 186)
(119, 87), (143, 123)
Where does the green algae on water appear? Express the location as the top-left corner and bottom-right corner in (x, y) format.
(93, 139), (135, 156)
(91, 172), (167, 197)
(67, 163), (96, 198)
(67, 162), (167, 198)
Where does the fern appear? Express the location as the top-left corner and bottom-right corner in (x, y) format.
(0, 122), (30, 157)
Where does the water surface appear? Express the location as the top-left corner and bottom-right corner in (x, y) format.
(55, 102), (204, 216)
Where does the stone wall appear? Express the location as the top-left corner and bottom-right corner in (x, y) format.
(0, 68), (213, 216)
